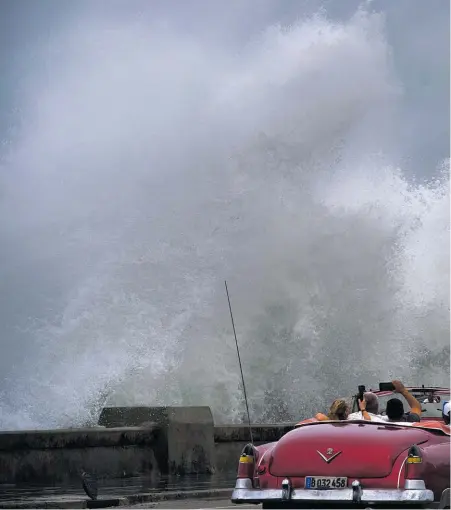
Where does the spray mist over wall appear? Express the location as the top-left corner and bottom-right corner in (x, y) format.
(0, 4), (449, 430)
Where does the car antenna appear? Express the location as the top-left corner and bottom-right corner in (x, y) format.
(225, 280), (254, 445)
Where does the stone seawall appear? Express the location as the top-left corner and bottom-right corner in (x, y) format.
(0, 407), (295, 485)
(0, 427), (161, 484)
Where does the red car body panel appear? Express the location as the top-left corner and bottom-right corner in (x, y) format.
(420, 438), (451, 500)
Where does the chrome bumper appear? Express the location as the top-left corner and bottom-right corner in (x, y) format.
(231, 478), (434, 505)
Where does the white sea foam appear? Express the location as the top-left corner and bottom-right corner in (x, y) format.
(0, 5), (448, 429)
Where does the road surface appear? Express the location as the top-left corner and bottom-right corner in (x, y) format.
(131, 497), (256, 508)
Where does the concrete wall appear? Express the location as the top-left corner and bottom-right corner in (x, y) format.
(0, 427), (160, 484)
(0, 407), (294, 485)
(99, 406), (216, 476)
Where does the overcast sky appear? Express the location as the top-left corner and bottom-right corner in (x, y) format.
(0, 0), (449, 175)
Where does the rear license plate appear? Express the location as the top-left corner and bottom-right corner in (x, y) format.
(305, 476), (347, 489)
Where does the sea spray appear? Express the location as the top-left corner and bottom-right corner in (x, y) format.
(0, 6), (448, 429)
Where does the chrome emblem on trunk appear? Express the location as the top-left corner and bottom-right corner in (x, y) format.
(317, 449), (342, 463)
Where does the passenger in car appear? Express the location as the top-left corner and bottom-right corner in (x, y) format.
(315, 399), (348, 421)
(422, 392), (441, 404)
(385, 398), (419, 422)
(443, 402), (450, 425)
(384, 380), (422, 423)
(347, 392), (385, 422)
(315, 398), (371, 421)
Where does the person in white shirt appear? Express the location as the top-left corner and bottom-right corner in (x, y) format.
(348, 392), (387, 422)
(443, 401), (450, 425)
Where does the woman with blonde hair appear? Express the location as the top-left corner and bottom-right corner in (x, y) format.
(315, 398), (370, 421)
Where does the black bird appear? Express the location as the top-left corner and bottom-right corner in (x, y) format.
(81, 470), (98, 501)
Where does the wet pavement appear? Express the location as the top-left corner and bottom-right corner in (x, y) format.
(131, 497), (255, 508)
(0, 474), (237, 508)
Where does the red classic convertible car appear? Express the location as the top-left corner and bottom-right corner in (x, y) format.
(231, 385), (450, 508)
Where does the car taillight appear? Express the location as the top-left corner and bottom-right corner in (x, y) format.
(405, 444), (423, 480)
(237, 443), (256, 479)
(406, 444), (422, 464)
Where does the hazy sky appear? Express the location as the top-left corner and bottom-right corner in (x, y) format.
(0, 0), (449, 174)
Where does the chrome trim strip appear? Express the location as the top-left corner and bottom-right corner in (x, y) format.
(397, 456), (408, 489)
(231, 479), (434, 504)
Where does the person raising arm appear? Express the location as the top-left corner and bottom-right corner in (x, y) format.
(385, 380), (422, 423)
(357, 397), (372, 421)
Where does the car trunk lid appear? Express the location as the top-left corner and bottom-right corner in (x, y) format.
(269, 422), (430, 478)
